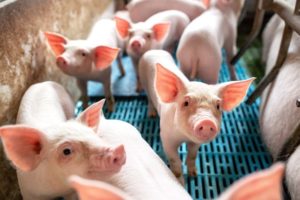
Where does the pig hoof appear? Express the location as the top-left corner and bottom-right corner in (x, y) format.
(135, 86), (143, 93)
(148, 110), (157, 118)
(188, 168), (197, 177)
(106, 99), (115, 112)
(177, 175), (185, 186)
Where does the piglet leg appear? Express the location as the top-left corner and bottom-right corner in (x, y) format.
(117, 52), (126, 77)
(186, 142), (200, 177)
(131, 57), (143, 93)
(225, 33), (237, 81)
(161, 133), (184, 185)
(77, 79), (89, 109)
(102, 67), (115, 112)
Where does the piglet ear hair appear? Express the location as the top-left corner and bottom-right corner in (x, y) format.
(217, 77), (255, 111)
(218, 163), (284, 200)
(44, 31), (68, 56)
(0, 125), (44, 172)
(76, 99), (105, 131)
(94, 46), (120, 70)
(152, 22), (170, 42)
(155, 63), (187, 103)
(69, 175), (131, 200)
(115, 16), (131, 39)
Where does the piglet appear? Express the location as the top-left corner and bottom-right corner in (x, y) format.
(127, 0), (206, 22)
(0, 82), (126, 200)
(44, 18), (121, 111)
(260, 14), (300, 200)
(139, 50), (254, 184)
(177, 0), (245, 83)
(115, 10), (189, 92)
(69, 163), (284, 200)
(88, 103), (192, 199)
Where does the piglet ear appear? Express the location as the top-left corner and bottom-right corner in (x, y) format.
(217, 77), (255, 111)
(152, 22), (170, 42)
(94, 46), (119, 70)
(0, 125), (44, 172)
(44, 32), (68, 56)
(155, 63), (186, 103)
(218, 163), (284, 200)
(203, 0), (211, 8)
(69, 175), (130, 200)
(77, 99), (105, 131)
(115, 16), (131, 39)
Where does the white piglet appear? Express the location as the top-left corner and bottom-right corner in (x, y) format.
(115, 10), (189, 92)
(139, 50), (254, 184)
(127, 0), (206, 22)
(0, 82), (126, 200)
(45, 19), (121, 111)
(73, 100), (193, 199)
(177, 0), (245, 83)
(69, 163), (284, 200)
(260, 14), (300, 200)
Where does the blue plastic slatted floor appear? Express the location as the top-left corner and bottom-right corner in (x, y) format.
(76, 54), (272, 200)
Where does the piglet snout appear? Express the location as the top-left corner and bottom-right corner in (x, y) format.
(131, 40), (142, 50)
(90, 144), (126, 173)
(56, 56), (68, 70)
(109, 144), (126, 170)
(194, 119), (217, 141)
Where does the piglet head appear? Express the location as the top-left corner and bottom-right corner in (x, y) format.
(69, 175), (132, 200)
(0, 99), (125, 185)
(115, 16), (170, 58)
(155, 63), (254, 144)
(44, 32), (119, 76)
(218, 163), (284, 200)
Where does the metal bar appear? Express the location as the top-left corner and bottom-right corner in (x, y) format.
(230, 0), (265, 65)
(270, 0), (300, 35)
(276, 122), (300, 162)
(246, 24), (293, 104)
(246, 0), (300, 104)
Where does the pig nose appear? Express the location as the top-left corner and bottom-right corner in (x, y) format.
(56, 56), (68, 69)
(194, 119), (217, 141)
(131, 40), (141, 49)
(109, 144), (126, 170)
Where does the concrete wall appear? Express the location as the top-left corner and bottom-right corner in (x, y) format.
(0, 0), (112, 199)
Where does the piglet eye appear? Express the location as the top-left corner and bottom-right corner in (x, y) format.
(81, 52), (86, 57)
(216, 102), (221, 111)
(63, 148), (72, 156)
(184, 101), (189, 107)
(146, 33), (151, 39)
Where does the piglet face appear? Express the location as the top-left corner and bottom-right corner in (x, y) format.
(115, 17), (170, 58)
(174, 88), (222, 143)
(155, 63), (254, 144)
(49, 122), (126, 180)
(56, 41), (94, 75)
(44, 32), (119, 76)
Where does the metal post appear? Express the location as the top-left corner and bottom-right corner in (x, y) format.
(246, 0), (300, 104)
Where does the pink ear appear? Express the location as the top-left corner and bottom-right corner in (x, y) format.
(155, 63), (186, 103)
(44, 32), (67, 56)
(218, 78), (255, 111)
(152, 22), (170, 42)
(203, 0), (211, 8)
(69, 175), (130, 200)
(0, 125), (44, 171)
(115, 16), (131, 39)
(218, 163), (284, 200)
(77, 99), (105, 130)
(94, 46), (120, 70)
